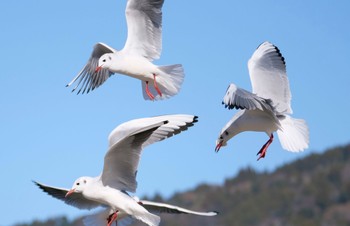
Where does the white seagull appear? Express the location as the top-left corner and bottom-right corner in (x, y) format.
(34, 114), (199, 226)
(82, 198), (218, 226)
(66, 0), (184, 101)
(215, 41), (309, 160)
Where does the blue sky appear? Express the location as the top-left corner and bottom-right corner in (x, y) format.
(1, 0), (350, 225)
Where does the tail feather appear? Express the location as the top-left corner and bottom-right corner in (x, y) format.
(277, 115), (309, 152)
(141, 64), (184, 101)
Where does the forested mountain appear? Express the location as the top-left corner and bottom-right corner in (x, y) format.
(16, 143), (350, 226)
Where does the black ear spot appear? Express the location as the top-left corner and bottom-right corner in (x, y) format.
(83, 179), (87, 184)
(108, 56), (112, 60)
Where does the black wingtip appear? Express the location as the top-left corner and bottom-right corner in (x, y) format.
(32, 180), (44, 190)
(273, 45), (286, 65)
(193, 116), (199, 123)
(163, 120), (169, 125)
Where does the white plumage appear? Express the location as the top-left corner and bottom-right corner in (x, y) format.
(83, 198), (217, 226)
(35, 114), (199, 226)
(216, 41), (309, 160)
(66, 0), (184, 101)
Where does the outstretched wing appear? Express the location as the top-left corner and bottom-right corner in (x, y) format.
(101, 114), (198, 193)
(141, 200), (218, 216)
(122, 0), (164, 60)
(222, 83), (273, 111)
(248, 41), (292, 114)
(82, 198), (217, 226)
(67, 43), (115, 94)
(33, 181), (100, 210)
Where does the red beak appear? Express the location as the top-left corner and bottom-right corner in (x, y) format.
(65, 189), (75, 197)
(95, 66), (102, 73)
(215, 141), (223, 152)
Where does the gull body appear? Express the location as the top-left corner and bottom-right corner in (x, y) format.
(82, 198), (218, 226)
(35, 114), (199, 226)
(71, 177), (149, 219)
(216, 41), (309, 160)
(67, 0), (184, 101)
(222, 109), (281, 138)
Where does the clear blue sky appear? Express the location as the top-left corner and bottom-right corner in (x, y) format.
(1, 0), (350, 225)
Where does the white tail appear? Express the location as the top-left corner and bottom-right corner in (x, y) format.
(142, 64), (185, 100)
(276, 115), (309, 152)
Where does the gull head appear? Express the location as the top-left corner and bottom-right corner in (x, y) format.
(215, 129), (230, 152)
(96, 53), (114, 72)
(65, 176), (91, 197)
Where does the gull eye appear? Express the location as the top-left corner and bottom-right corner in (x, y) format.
(76, 182), (80, 186)
(102, 59), (106, 62)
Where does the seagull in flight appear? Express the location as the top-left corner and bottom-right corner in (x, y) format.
(66, 0), (184, 101)
(35, 114), (199, 226)
(81, 199), (217, 226)
(80, 198), (218, 226)
(215, 41), (309, 160)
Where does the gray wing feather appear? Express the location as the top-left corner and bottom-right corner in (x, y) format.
(101, 121), (166, 192)
(67, 43), (115, 94)
(141, 115), (198, 148)
(123, 0), (164, 60)
(102, 115), (198, 193)
(33, 181), (100, 210)
(140, 200), (218, 216)
(248, 41), (292, 114)
(222, 83), (273, 111)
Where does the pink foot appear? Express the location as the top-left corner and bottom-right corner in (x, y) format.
(153, 74), (162, 97)
(145, 81), (155, 100)
(107, 211), (118, 226)
(257, 134), (274, 161)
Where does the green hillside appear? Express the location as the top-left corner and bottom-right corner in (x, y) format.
(16, 143), (350, 226)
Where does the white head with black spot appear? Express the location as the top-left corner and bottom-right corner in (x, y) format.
(215, 130), (229, 152)
(65, 176), (92, 197)
(95, 53), (114, 73)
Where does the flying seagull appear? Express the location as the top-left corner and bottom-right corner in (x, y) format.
(35, 114), (199, 226)
(34, 183), (217, 226)
(66, 0), (184, 101)
(215, 41), (309, 160)
(81, 199), (218, 226)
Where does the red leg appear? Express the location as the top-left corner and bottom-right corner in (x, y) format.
(145, 81), (154, 100)
(257, 134), (274, 161)
(107, 211), (118, 226)
(153, 74), (162, 97)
